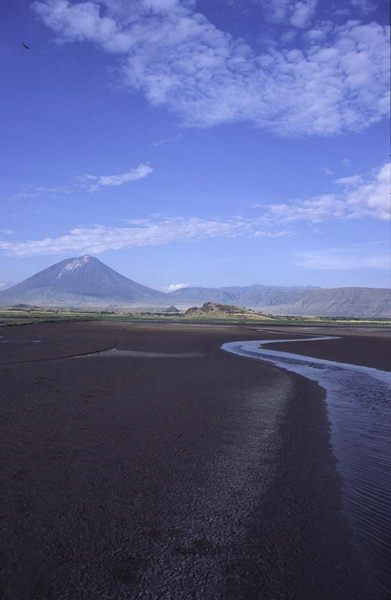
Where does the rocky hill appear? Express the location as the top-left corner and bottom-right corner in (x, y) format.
(184, 302), (273, 319)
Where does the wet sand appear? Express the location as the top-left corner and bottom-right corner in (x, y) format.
(252, 324), (391, 371)
(0, 321), (381, 598)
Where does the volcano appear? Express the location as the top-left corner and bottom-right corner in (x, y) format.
(0, 255), (171, 308)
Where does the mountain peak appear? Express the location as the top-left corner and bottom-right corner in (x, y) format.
(56, 255), (95, 279)
(0, 255), (170, 308)
(70, 254), (97, 262)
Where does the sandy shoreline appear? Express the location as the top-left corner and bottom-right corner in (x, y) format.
(0, 321), (384, 598)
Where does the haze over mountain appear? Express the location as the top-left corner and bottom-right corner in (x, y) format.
(0, 256), (389, 317)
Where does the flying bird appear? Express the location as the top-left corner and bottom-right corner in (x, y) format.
(22, 43), (30, 50)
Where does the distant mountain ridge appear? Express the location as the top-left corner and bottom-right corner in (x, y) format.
(0, 256), (389, 317)
(171, 284), (390, 318)
(169, 284), (313, 308)
(268, 287), (391, 318)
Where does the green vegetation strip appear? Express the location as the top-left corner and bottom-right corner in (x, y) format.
(0, 309), (390, 328)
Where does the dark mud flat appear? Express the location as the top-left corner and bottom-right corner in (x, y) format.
(0, 321), (372, 599)
(223, 329), (391, 599)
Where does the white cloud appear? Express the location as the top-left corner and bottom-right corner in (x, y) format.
(0, 228), (15, 236)
(295, 247), (390, 270)
(0, 281), (13, 290)
(322, 167), (335, 176)
(4, 164), (152, 202)
(0, 215), (287, 257)
(1, 185), (74, 203)
(152, 133), (182, 146)
(267, 162), (390, 222)
(247, 0), (318, 28)
(32, 0), (390, 136)
(80, 163), (153, 192)
(335, 174), (363, 186)
(165, 282), (190, 292)
(350, 0), (376, 15)
(256, 0), (375, 22)
(254, 230), (289, 238)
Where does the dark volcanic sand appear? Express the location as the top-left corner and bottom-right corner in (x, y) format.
(0, 321), (377, 599)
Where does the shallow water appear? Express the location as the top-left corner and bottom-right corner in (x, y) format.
(0, 337), (41, 344)
(74, 347), (204, 358)
(222, 338), (391, 598)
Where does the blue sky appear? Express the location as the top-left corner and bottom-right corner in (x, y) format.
(0, 0), (389, 290)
